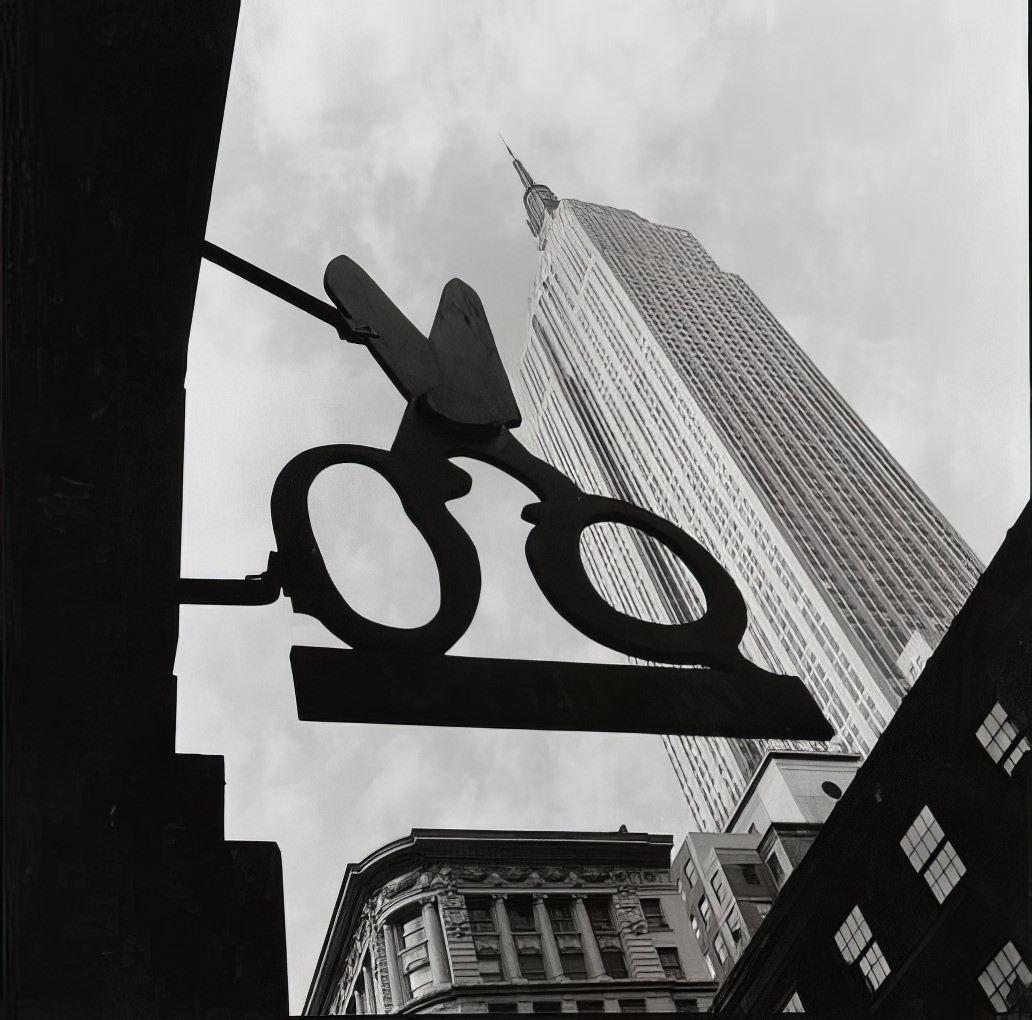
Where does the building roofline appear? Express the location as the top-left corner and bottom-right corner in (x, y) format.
(724, 750), (861, 832)
(305, 828), (674, 1014)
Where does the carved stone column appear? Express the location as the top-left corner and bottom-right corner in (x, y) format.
(383, 924), (404, 1008)
(422, 897), (452, 990)
(362, 961), (377, 1013)
(573, 894), (607, 979)
(491, 894), (524, 982)
(533, 894), (564, 980)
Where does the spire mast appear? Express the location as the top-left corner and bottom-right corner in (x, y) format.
(499, 135), (558, 238)
(500, 134), (538, 191)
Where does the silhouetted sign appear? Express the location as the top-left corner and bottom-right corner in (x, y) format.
(182, 249), (832, 740)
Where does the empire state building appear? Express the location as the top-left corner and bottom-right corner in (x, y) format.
(508, 150), (983, 830)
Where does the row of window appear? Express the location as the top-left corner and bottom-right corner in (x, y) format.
(466, 894), (682, 983)
(485, 995), (701, 1013)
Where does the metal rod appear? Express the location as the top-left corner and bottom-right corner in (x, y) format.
(202, 240), (340, 327)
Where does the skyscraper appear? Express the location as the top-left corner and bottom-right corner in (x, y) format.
(508, 150), (983, 830)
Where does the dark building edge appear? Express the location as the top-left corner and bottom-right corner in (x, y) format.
(3, 3), (288, 1016)
(713, 501), (1032, 1017)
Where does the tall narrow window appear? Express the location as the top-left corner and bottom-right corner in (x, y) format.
(781, 990), (804, 1013)
(710, 871), (727, 903)
(508, 895), (537, 932)
(466, 895), (497, 933)
(713, 933), (728, 964)
(477, 944), (502, 982)
(978, 942), (1031, 1013)
(684, 857), (698, 888)
(900, 806), (966, 904)
(395, 909), (434, 997)
(586, 896), (615, 933)
(658, 947), (685, 979)
(639, 898), (667, 931)
(698, 895), (710, 922)
(976, 702), (1030, 775)
(561, 946), (588, 980)
(518, 947), (546, 980)
(602, 948), (628, 979)
(547, 897), (577, 933)
(834, 906), (890, 992)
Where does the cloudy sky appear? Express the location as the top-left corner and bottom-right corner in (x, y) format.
(175, 2), (1028, 1009)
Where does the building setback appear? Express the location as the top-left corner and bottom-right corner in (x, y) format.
(674, 752), (861, 984)
(510, 153), (982, 830)
(304, 829), (718, 1015)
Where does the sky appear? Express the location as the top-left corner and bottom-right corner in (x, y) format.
(174, 2), (1028, 1010)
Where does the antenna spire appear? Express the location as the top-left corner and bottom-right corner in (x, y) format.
(499, 134), (538, 192)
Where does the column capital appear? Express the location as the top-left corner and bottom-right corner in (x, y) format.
(532, 891), (549, 903)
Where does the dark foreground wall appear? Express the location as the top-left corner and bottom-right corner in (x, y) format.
(3, 4), (288, 1016)
(715, 502), (1032, 1018)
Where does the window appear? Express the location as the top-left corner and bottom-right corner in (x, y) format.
(689, 914), (700, 938)
(978, 942), (1031, 1013)
(395, 909), (434, 997)
(834, 906), (890, 991)
(713, 933), (728, 964)
(710, 871), (727, 903)
(658, 947), (685, 979)
(703, 954), (716, 980)
(561, 947), (588, 980)
(477, 945), (502, 981)
(684, 857), (698, 887)
(640, 898), (667, 931)
(602, 949), (628, 979)
(766, 851), (785, 888)
(976, 702), (1030, 775)
(900, 806), (967, 904)
(618, 999), (646, 1012)
(740, 863), (761, 886)
(781, 990), (805, 1013)
(488, 1003), (518, 1013)
(586, 897), (615, 933)
(673, 998), (699, 1013)
(532, 1003), (562, 1013)
(728, 912), (743, 945)
(466, 894), (497, 933)
(508, 896), (537, 932)
(698, 895), (710, 922)
(575, 1001), (604, 1013)
(547, 897), (577, 933)
(519, 948), (546, 980)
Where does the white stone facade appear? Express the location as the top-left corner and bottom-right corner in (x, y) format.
(513, 188), (982, 831)
(304, 830), (717, 1015)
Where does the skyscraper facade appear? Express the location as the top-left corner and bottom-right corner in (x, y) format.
(509, 153), (983, 830)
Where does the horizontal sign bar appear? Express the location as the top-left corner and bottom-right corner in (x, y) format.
(291, 646), (834, 738)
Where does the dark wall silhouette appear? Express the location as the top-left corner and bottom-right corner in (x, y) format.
(3, 3), (289, 1016)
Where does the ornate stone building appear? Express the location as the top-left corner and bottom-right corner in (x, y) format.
(303, 829), (718, 1014)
